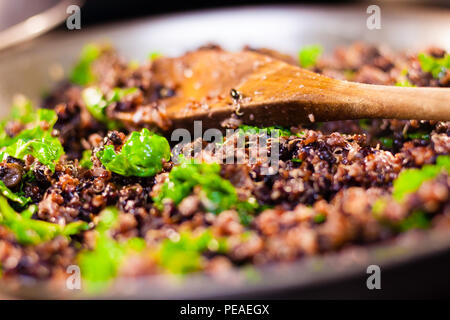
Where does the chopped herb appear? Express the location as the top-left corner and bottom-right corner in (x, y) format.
(418, 53), (450, 79)
(241, 265), (262, 283)
(313, 213), (326, 224)
(78, 207), (145, 289)
(79, 150), (93, 169)
(379, 137), (393, 148)
(371, 198), (387, 217)
(358, 119), (371, 130)
(128, 60), (139, 70)
(0, 180), (30, 206)
(298, 45), (323, 68)
(157, 230), (227, 274)
(343, 69), (356, 80)
(230, 88), (241, 101)
(406, 132), (430, 140)
(1, 109), (64, 172)
(148, 51), (162, 61)
(239, 125), (303, 138)
(10, 95), (35, 124)
(392, 155), (450, 201)
(235, 198), (259, 226)
(97, 128), (170, 177)
(70, 44), (102, 85)
(395, 80), (415, 87)
(0, 196), (89, 245)
(398, 210), (430, 232)
(82, 87), (137, 129)
(153, 158), (237, 213)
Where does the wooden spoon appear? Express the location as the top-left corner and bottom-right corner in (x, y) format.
(121, 48), (450, 131)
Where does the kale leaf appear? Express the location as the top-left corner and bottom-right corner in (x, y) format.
(298, 45), (323, 68)
(0, 196), (89, 245)
(392, 155), (450, 201)
(70, 44), (102, 85)
(97, 128), (170, 177)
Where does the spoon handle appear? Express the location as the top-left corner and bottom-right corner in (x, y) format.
(330, 82), (450, 121)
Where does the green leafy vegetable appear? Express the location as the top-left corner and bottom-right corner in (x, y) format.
(379, 137), (393, 148)
(0, 196), (89, 245)
(298, 45), (323, 68)
(392, 155), (450, 201)
(153, 159), (236, 213)
(97, 128), (170, 177)
(371, 198), (387, 217)
(82, 87), (137, 128)
(79, 150), (93, 169)
(313, 213), (326, 224)
(77, 207), (145, 289)
(154, 157), (259, 220)
(70, 44), (102, 85)
(0, 95), (39, 148)
(395, 68), (415, 87)
(0, 180), (30, 206)
(10, 95), (35, 124)
(157, 230), (227, 274)
(1, 109), (64, 172)
(395, 80), (415, 87)
(238, 125), (303, 137)
(418, 53), (450, 79)
(406, 132), (430, 140)
(148, 51), (162, 61)
(398, 210), (430, 232)
(358, 119), (371, 131)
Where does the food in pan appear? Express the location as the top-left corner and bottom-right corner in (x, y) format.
(0, 42), (448, 290)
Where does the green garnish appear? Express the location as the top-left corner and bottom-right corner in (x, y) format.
(398, 210), (430, 232)
(238, 125), (302, 137)
(153, 157), (258, 221)
(395, 68), (415, 87)
(371, 198), (387, 217)
(78, 207), (145, 289)
(406, 132), (430, 140)
(79, 150), (93, 169)
(157, 230), (227, 274)
(379, 137), (393, 148)
(313, 213), (326, 224)
(10, 95), (35, 124)
(97, 128), (170, 177)
(392, 155), (450, 202)
(148, 51), (162, 61)
(1, 109), (64, 172)
(298, 45), (323, 68)
(0, 180), (30, 206)
(395, 80), (415, 87)
(358, 119), (371, 130)
(70, 44), (102, 85)
(82, 87), (137, 128)
(0, 196), (89, 245)
(153, 159), (236, 213)
(418, 53), (450, 79)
